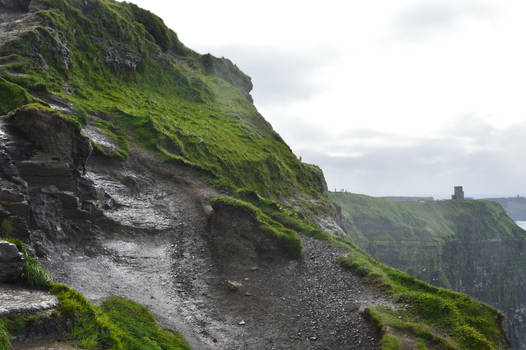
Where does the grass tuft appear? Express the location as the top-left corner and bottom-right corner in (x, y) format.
(2, 238), (52, 290)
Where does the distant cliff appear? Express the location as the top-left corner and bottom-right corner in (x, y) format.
(483, 197), (526, 221)
(331, 192), (526, 350)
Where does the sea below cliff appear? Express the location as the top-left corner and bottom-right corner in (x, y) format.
(516, 221), (526, 230)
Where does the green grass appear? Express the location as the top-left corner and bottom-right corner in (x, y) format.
(339, 249), (508, 349)
(379, 333), (403, 350)
(330, 192), (522, 244)
(101, 296), (191, 350)
(0, 77), (34, 114)
(52, 285), (191, 350)
(0, 0), (326, 199)
(2, 238), (52, 290)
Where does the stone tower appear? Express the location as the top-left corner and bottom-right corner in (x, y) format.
(451, 186), (464, 200)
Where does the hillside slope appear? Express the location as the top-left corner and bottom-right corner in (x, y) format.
(0, 0), (326, 199)
(0, 0), (511, 349)
(331, 192), (526, 349)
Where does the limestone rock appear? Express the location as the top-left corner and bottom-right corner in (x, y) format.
(0, 240), (24, 282)
(226, 280), (242, 292)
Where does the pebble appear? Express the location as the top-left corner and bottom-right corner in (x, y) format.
(238, 320), (246, 325)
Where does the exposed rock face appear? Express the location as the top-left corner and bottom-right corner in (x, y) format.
(8, 108), (92, 171)
(0, 283), (64, 345)
(208, 200), (292, 268)
(0, 240), (24, 282)
(103, 43), (142, 71)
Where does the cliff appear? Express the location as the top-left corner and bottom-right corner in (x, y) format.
(0, 0), (511, 349)
(331, 192), (526, 349)
(483, 197), (526, 221)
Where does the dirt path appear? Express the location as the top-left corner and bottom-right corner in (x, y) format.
(203, 236), (389, 349)
(42, 162), (389, 349)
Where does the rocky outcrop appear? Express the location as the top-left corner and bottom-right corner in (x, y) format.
(0, 284), (64, 346)
(208, 200), (292, 268)
(0, 240), (24, 282)
(201, 53), (253, 102)
(8, 108), (92, 172)
(103, 43), (142, 72)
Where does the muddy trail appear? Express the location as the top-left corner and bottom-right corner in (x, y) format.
(43, 160), (388, 349)
(1, 116), (389, 349)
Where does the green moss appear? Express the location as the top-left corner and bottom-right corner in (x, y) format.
(51, 284), (192, 350)
(101, 296), (191, 350)
(379, 333), (402, 350)
(0, 77), (34, 114)
(0, 0), (325, 199)
(0, 219), (14, 236)
(0, 319), (10, 350)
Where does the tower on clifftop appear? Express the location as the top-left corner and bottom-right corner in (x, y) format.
(451, 186), (464, 200)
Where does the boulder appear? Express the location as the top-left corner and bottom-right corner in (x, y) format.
(0, 240), (24, 282)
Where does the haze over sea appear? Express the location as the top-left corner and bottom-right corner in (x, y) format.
(516, 221), (526, 230)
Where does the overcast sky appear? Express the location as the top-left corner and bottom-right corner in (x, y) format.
(123, 0), (526, 198)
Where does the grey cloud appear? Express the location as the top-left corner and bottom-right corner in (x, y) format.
(392, 1), (495, 40)
(299, 120), (526, 198)
(204, 45), (339, 104)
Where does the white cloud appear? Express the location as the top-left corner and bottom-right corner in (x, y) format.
(122, 0), (526, 197)
(392, 1), (495, 40)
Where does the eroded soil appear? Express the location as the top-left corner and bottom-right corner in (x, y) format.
(43, 155), (389, 349)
